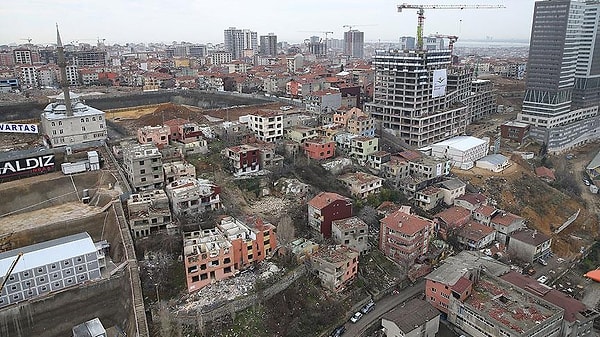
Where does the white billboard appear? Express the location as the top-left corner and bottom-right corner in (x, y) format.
(432, 69), (448, 98)
(0, 123), (39, 134)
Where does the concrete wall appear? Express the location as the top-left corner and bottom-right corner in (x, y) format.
(0, 91), (273, 122)
(0, 270), (131, 337)
(0, 171), (115, 217)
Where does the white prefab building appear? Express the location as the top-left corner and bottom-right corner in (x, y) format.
(476, 154), (510, 173)
(430, 136), (489, 170)
(0, 232), (105, 308)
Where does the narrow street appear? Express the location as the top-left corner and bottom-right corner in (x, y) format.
(341, 279), (425, 337)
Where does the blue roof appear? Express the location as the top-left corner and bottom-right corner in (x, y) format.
(0, 232), (96, 276)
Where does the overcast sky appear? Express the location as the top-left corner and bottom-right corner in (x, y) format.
(1, 0), (535, 46)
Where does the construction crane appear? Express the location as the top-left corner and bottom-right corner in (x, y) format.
(430, 34), (459, 56)
(20, 38), (33, 44)
(0, 252), (23, 294)
(397, 3), (505, 50)
(342, 24), (376, 32)
(299, 31), (334, 57)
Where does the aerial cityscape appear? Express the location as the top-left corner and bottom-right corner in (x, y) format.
(0, 1), (599, 337)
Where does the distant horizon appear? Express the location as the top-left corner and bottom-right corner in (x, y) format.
(1, 1), (536, 47)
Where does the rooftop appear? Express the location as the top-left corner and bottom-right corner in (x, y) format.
(332, 216), (368, 231)
(458, 221), (496, 242)
(426, 251), (510, 286)
(382, 298), (440, 333)
(466, 272), (563, 335)
(502, 271), (597, 323)
(437, 177), (466, 191)
(380, 209), (433, 236)
(434, 206), (471, 226)
(587, 150), (600, 170)
(475, 204), (497, 217)
(510, 229), (551, 246)
(313, 245), (358, 264)
(432, 135), (488, 152)
(491, 211), (523, 227)
(338, 171), (383, 186)
(478, 154), (509, 166)
(0, 232), (96, 276)
(455, 193), (487, 206)
(307, 191), (351, 210)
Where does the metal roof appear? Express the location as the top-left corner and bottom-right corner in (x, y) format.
(587, 150), (600, 170)
(433, 135), (487, 152)
(0, 232), (96, 276)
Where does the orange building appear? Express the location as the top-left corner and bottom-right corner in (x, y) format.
(303, 137), (336, 160)
(183, 216), (276, 292)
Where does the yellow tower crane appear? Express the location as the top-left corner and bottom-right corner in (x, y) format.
(397, 3), (505, 50)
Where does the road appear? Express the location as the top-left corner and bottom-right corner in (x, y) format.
(342, 279), (425, 337)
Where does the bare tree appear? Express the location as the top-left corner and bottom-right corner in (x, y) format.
(278, 214), (296, 248)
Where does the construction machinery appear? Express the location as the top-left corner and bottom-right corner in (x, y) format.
(430, 34), (459, 56)
(397, 3), (505, 50)
(0, 252), (23, 295)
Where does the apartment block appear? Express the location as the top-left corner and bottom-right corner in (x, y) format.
(285, 125), (318, 144)
(331, 216), (368, 254)
(338, 172), (383, 199)
(122, 143), (164, 191)
(455, 221), (496, 250)
(126, 190), (173, 238)
(415, 186), (444, 211)
(305, 89), (342, 113)
(381, 298), (440, 337)
(507, 229), (552, 264)
(164, 178), (221, 217)
(303, 137), (336, 160)
(0, 232), (105, 308)
(379, 207), (434, 268)
(246, 110), (284, 142)
(365, 49), (469, 148)
(307, 192), (353, 239)
(183, 216), (276, 292)
(425, 251), (510, 314)
(447, 272), (563, 337)
(349, 136), (379, 164)
(183, 228), (234, 292)
(311, 245), (359, 292)
(163, 161), (196, 183)
(490, 211), (525, 245)
(137, 125), (170, 148)
(222, 144), (260, 176)
(435, 178), (466, 205)
(468, 79), (497, 123)
(332, 107), (376, 137)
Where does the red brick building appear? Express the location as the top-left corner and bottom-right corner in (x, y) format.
(303, 137), (336, 160)
(222, 144), (260, 176)
(307, 192), (352, 238)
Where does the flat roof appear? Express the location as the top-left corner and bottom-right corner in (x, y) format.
(0, 232), (96, 276)
(426, 251), (510, 286)
(382, 298), (440, 332)
(433, 135), (487, 152)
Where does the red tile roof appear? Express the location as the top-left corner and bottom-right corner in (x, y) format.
(381, 209), (433, 236)
(308, 192), (351, 210)
(475, 205), (497, 217)
(491, 212), (523, 227)
(434, 206), (471, 227)
(501, 271), (588, 323)
(510, 229), (551, 246)
(457, 221), (495, 242)
(451, 276), (472, 294)
(455, 193), (487, 206)
(535, 166), (556, 181)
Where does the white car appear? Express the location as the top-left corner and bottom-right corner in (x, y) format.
(350, 311), (363, 323)
(537, 275), (548, 284)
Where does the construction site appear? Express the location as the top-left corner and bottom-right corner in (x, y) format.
(0, 153), (148, 337)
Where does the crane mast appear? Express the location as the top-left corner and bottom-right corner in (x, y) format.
(0, 252), (23, 295)
(397, 3), (505, 51)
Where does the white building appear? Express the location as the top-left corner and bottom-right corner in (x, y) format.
(40, 92), (107, 147)
(246, 110), (284, 143)
(0, 232), (105, 308)
(430, 136), (489, 170)
(476, 154), (510, 173)
(121, 143), (164, 191)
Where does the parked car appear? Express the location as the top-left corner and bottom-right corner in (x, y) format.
(538, 258), (548, 266)
(330, 325), (346, 337)
(361, 301), (375, 314)
(350, 311), (363, 323)
(537, 275), (548, 284)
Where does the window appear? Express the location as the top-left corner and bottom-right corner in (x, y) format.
(92, 117), (96, 121)
(224, 266), (232, 273)
(200, 273), (208, 280)
(224, 257), (231, 264)
(54, 282), (60, 287)
(140, 169), (146, 174)
(191, 275), (199, 282)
